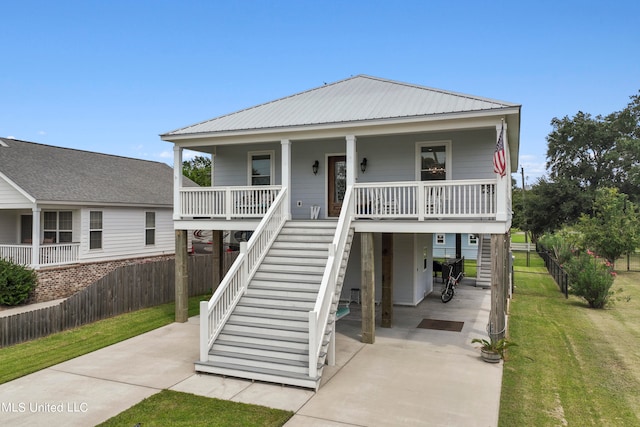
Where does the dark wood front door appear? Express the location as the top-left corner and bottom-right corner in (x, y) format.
(328, 156), (346, 217)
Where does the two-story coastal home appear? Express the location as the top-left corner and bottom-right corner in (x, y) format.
(0, 138), (181, 269)
(161, 75), (520, 389)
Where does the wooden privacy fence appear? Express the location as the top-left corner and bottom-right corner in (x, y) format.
(0, 254), (235, 348)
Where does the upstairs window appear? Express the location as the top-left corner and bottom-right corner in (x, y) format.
(145, 212), (156, 245)
(417, 141), (451, 181)
(248, 151), (274, 185)
(90, 211), (103, 250)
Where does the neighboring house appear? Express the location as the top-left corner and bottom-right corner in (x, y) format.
(433, 233), (479, 260)
(0, 138), (180, 269)
(161, 75), (521, 389)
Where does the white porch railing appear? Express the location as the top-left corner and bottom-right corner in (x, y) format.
(179, 185), (282, 219)
(353, 179), (498, 220)
(0, 243), (80, 268)
(199, 187), (288, 362)
(308, 185), (354, 379)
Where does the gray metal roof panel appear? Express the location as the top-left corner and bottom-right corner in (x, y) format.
(163, 75), (520, 136)
(0, 138), (186, 206)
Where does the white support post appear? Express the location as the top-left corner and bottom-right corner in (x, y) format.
(346, 135), (357, 186)
(199, 301), (209, 362)
(31, 207), (40, 269)
(281, 139), (292, 220)
(173, 146), (183, 220)
(495, 122), (509, 221)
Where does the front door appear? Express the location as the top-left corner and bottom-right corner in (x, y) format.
(328, 155), (346, 217)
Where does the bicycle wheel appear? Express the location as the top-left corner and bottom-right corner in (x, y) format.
(441, 285), (454, 303)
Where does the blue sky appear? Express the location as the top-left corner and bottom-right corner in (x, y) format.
(2, 0), (638, 186)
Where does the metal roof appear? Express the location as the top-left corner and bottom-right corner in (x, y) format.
(0, 138), (187, 206)
(163, 75), (520, 137)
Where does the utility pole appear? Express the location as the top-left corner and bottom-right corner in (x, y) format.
(521, 167), (529, 267)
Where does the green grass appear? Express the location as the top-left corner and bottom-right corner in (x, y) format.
(97, 390), (293, 427)
(0, 295), (208, 384)
(500, 254), (640, 426)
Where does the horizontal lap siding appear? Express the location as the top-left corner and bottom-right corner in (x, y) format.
(79, 207), (174, 263)
(0, 256), (213, 347)
(0, 178), (31, 207)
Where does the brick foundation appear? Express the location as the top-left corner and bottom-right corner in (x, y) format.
(30, 255), (175, 303)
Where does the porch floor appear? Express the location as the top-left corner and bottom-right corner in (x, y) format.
(0, 279), (502, 426)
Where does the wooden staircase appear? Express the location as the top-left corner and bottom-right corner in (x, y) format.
(195, 220), (354, 389)
(476, 234), (491, 288)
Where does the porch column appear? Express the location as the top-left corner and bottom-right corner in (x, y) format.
(381, 233), (393, 328)
(175, 229), (189, 323)
(31, 207), (40, 269)
(346, 135), (357, 186)
(281, 139), (292, 220)
(361, 232), (375, 343)
(210, 148), (216, 186)
(489, 233), (508, 341)
(173, 146), (183, 220)
(495, 122), (509, 222)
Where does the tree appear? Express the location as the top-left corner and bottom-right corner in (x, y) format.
(183, 156), (211, 186)
(543, 90), (640, 223)
(518, 177), (590, 241)
(577, 187), (640, 265)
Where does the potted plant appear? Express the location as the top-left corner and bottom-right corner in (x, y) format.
(471, 337), (516, 363)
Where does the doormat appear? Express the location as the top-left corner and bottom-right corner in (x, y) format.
(416, 318), (464, 332)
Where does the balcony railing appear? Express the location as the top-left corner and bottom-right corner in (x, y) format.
(177, 179), (503, 222)
(179, 185), (282, 219)
(0, 243), (80, 268)
(353, 179), (498, 220)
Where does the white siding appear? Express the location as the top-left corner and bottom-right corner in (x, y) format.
(79, 207), (174, 262)
(214, 143), (281, 186)
(0, 178), (31, 208)
(341, 232), (433, 306)
(0, 211), (18, 242)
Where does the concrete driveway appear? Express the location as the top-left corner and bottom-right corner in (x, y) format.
(0, 280), (502, 426)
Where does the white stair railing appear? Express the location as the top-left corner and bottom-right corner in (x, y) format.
(308, 185), (354, 379)
(199, 188), (288, 362)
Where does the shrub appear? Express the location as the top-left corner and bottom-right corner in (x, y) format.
(564, 250), (615, 308)
(0, 259), (38, 306)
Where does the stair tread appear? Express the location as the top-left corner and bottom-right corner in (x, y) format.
(214, 339), (308, 355)
(237, 301), (310, 312)
(196, 360), (323, 382)
(210, 349), (320, 368)
(227, 319), (308, 332)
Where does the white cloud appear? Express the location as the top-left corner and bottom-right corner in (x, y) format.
(38, 130), (46, 135)
(6, 135), (15, 139)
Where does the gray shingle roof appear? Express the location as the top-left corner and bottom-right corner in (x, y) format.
(162, 75), (520, 137)
(0, 138), (181, 206)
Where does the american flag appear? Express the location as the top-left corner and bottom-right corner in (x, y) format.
(493, 124), (506, 177)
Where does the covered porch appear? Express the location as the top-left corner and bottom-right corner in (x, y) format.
(0, 208), (80, 269)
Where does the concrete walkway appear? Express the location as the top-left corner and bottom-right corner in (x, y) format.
(0, 281), (502, 426)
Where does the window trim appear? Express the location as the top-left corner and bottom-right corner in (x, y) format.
(43, 211), (73, 243)
(415, 140), (452, 181)
(247, 150), (275, 186)
(89, 211), (103, 250)
(145, 211), (156, 246)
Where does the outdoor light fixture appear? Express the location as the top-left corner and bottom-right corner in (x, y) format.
(312, 160), (319, 175)
(360, 157), (368, 173)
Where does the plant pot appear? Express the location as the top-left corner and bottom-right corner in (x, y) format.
(480, 349), (502, 363)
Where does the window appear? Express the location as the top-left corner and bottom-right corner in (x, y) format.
(417, 141), (451, 181)
(248, 151), (273, 185)
(43, 211), (73, 243)
(436, 234), (445, 245)
(145, 212), (155, 245)
(90, 211), (103, 250)
(468, 234), (479, 246)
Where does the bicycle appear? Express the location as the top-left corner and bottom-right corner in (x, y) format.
(441, 265), (464, 303)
